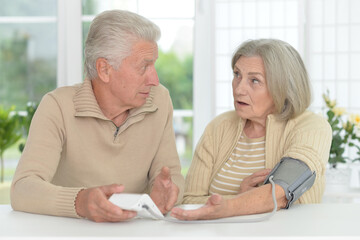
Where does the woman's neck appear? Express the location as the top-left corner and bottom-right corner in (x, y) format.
(243, 119), (267, 138)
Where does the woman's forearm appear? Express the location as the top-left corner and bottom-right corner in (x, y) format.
(226, 184), (288, 217)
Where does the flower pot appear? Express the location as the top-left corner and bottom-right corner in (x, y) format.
(325, 163), (351, 192)
(349, 163), (360, 189)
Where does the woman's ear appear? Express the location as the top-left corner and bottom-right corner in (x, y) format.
(96, 58), (111, 83)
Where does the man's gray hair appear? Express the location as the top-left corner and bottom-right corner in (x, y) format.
(232, 39), (311, 121)
(84, 10), (161, 80)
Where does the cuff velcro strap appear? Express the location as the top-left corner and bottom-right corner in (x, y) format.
(263, 157), (316, 209)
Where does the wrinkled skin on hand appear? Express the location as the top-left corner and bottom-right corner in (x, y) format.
(239, 169), (272, 193)
(75, 184), (137, 222)
(171, 194), (229, 220)
(150, 166), (179, 214)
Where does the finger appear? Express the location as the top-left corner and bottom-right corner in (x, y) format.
(95, 209), (137, 222)
(171, 207), (209, 221)
(170, 207), (191, 220)
(252, 169), (272, 177)
(105, 210), (138, 222)
(95, 193), (127, 217)
(170, 207), (185, 219)
(251, 175), (270, 185)
(165, 185), (179, 211)
(159, 166), (171, 181)
(100, 184), (125, 197)
(98, 200), (138, 221)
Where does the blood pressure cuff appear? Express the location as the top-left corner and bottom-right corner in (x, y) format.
(263, 157), (316, 209)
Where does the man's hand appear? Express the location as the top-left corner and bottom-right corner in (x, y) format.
(150, 166), (179, 214)
(75, 184), (137, 222)
(239, 169), (272, 193)
(171, 194), (229, 220)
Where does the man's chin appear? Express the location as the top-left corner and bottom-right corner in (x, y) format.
(133, 99), (147, 108)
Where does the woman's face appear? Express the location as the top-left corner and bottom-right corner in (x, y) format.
(232, 56), (275, 123)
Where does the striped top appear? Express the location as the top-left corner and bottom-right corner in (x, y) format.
(209, 132), (265, 195)
(183, 110), (332, 204)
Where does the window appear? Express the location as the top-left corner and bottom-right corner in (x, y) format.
(213, 0), (300, 116)
(0, 1), (195, 183)
(0, 0), (57, 110)
(195, 0), (360, 135)
(306, 0), (360, 113)
(0, 0), (57, 182)
(194, 0), (360, 160)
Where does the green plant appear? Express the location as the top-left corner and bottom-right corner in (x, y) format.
(323, 91), (360, 168)
(18, 101), (38, 152)
(348, 114), (360, 163)
(156, 49), (193, 109)
(0, 105), (22, 183)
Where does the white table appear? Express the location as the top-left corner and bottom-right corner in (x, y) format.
(0, 204), (359, 240)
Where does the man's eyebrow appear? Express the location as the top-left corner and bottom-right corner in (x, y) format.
(143, 56), (158, 63)
(143, 59), (154, 63)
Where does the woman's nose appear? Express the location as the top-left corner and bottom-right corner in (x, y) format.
(233, 80), (247, 95)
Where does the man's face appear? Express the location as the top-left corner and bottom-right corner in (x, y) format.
(108, 40), (159, 109)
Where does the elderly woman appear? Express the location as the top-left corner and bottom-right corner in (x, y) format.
(171, 39), (332, 220)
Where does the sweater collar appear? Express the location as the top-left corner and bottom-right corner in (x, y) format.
(73, 79), (158, 120)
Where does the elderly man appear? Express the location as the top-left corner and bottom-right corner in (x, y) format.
(11, 10), (184, 222)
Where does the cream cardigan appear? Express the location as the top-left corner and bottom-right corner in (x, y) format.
(11, 79), (184, 218)
(183, 110), (332, 204)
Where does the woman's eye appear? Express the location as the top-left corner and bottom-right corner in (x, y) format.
(252, 78), (260, 84)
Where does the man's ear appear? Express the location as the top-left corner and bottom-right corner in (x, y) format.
(96, 58), (111, 83)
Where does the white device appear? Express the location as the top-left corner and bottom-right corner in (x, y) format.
(108, 193), (164, 220)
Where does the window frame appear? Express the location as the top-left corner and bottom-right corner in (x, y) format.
(57, 0), (82, 87)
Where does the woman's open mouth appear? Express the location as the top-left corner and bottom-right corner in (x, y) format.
(237, 101), (249, 106)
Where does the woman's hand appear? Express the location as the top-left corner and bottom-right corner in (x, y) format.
(238, 169), (272, 194)
(170, 194), (230, 220)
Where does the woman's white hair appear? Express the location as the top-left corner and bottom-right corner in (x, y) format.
(84, 10), (161, 80)
(232, 39), (311, 121)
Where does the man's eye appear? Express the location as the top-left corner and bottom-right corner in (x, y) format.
(233, 71), (239, 78)
(140, 65), (148, 74)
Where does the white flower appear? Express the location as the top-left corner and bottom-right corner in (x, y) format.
(333, 107), (346, 117)
(349, 114), (360, 125)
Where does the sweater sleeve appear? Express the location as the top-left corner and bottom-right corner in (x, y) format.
(10, 94), (83, 218)
(282, 114), (332, 204)
(182, 112), (241, 204)
(182, 127), (215, 204)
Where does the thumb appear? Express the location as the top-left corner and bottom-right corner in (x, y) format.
(209, 194), (223, 206)
(100, 184), (125, 197)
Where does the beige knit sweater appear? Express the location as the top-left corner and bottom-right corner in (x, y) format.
(11, 79), (184, 218)
(183, 110), (332, 204)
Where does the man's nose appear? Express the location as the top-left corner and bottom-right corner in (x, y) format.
(146, 66), (159, 86)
